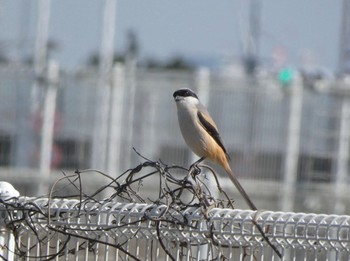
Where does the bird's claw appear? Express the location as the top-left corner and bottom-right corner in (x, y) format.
(189, 163), (202, 178)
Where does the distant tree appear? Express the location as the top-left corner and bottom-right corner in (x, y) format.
(143, 55), (194, 71)
(19, 38), (60, 66)
(143, 57), (163, 69)
(164, 55), (194, 70)
(0, 52), (9, 63)
(86, 29), (193, 71)
(86, 52), (125, 67)
(126, 29), (138, 57)
(87, 29), (138, 67)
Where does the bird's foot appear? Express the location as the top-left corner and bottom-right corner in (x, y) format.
(188, 157), (205, 178)
(189, 163), (202, 177)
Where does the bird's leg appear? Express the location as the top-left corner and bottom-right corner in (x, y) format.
(189, 157), (206, 177)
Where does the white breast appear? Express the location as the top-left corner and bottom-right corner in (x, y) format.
(176, 99), (208, 157)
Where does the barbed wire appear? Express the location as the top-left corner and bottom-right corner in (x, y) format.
(0, 150), (281, 260)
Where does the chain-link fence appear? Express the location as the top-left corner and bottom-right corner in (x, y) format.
(1, 196), (349, 260)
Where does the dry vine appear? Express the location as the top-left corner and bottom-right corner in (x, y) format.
(0, 150), (281, 260)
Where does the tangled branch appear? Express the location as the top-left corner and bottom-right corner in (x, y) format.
(0, 150), (281, 260)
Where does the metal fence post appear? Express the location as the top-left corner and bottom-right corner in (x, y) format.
(107, 63), (126, 176)
(39, 60), (59, 194)
(194, 67), (210, 165)
(195, 67), (222, 203)
(196, 67), (210, 105)
(0, 182), (20, 261)
(334, 95), (350, 213)
(194, 68), (215, 258)
(281, 76), (303, 211)
(124, 52), (137, 170)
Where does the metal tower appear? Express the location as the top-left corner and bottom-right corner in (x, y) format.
(339, 0), (350, 75)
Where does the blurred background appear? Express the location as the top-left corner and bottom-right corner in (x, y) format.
(0, 0), (350, 214)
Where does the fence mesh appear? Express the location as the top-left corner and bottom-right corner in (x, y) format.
(1, 197), (350, 260)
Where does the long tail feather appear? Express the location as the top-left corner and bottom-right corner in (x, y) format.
(224, 165), (258, 211)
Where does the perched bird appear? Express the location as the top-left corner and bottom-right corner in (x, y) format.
(173, 88), (257, 210)
(173, 88), (283, 258)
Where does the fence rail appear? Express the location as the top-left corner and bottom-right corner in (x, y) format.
(0, 193), (349, 260)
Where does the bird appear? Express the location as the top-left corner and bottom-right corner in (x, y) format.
(173, 88), (257, 211)
(173, 88), (284, 259)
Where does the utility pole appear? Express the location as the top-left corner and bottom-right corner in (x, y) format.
(244, 0), (261, 76)
(91, 0), (117, 171)
(33, 0), (51, 194)
(32, 0), (51, 114)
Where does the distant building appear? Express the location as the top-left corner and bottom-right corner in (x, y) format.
(0, 65), (345, 184)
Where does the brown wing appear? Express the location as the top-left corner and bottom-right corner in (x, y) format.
(197, 110), (230, 160)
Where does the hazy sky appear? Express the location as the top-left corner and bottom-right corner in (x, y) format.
(0, 1), (343, 72)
